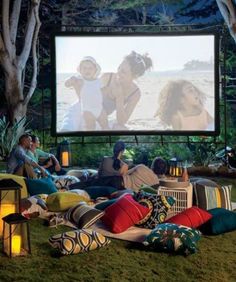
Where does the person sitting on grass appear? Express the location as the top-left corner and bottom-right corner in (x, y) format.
(26, 135), (67, 176)
(7, 133), (48, 179)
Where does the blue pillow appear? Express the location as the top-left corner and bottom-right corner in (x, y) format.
(199, 208), (236, 235)
(80, 186), (118, 200)
(26, 177), (58, 196)
(94, 198), (118, 210)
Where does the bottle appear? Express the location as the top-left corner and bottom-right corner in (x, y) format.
(182, 162), (189, 182)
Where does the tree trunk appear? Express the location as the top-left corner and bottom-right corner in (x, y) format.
(0, 0), (41, 124)
(216, 0), (236, 43)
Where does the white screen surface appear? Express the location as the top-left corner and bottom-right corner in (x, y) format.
(53, 33), (218, 135)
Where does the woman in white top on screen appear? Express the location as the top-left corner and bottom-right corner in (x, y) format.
(62, 56), (108, 131)
(155, 80), (213, 130)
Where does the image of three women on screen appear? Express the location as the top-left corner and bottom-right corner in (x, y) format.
(61, 52), (213, 132)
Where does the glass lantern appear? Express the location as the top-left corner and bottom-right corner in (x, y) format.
(57, 140), (71, 167)
(2, 213), (31, 257)
(0, 179), (21, 237)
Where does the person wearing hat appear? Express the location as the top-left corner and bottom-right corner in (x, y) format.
(63, 56), (108, 131)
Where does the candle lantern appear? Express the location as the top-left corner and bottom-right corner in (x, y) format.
(168, 158), (183, 177)
(169, 158), (177, 176)
(58, 140), (71, 167)
(0, 179), (22, 237)
(2, 213), (31, 257)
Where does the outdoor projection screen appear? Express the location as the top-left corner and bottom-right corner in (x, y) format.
(51, 32), (219, 136)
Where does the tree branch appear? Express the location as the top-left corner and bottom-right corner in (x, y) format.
(10, 0), (22, 46)
(216, 0), (236, 43)
(18, 1), (40, 69)
(24, 2), (41, 105)
(2, 0), (13, 59)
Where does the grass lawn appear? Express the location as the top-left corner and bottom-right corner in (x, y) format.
(0, 174), (235, 281)
(0, 218), (235, 282)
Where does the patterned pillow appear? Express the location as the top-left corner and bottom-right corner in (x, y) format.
(143, 223), (201, 255)
(20, 195), (48, 218)
(192, 180), (232, 210)
(49, 229), (110, 255)
(53, 175), (80, 190)
(46, 192), (89, 212)
(199, 208), (236, 235)
(101, 194), (150, 233)
(134, 191), (175, 229)
(64, 202), (104, 229)
(165, 206), (212, 229)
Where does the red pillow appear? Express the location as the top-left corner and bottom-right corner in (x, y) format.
(165, 206), (212, 228)
(101, 194), (150, 233)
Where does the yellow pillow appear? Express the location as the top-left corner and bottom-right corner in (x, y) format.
(0, 173), (28, 198)
(46, 191), (89, 212)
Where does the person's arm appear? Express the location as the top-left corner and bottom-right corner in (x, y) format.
(171, 113), (181, 130)
(123, 88), (141, 123)
(15, 148), (48, 177)
(65, 76), (83, 98)
(119, 162), (129, 176)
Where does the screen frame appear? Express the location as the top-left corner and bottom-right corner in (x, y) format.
(51, 30), (220, 137)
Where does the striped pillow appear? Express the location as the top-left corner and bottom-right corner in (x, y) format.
(193, 184), (232, 210)
(64, 203), (104, 229)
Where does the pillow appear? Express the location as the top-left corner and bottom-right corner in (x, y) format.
(134, 191), (175, 229)
(199, 208), (236, 235)
(26, 177), (58, 196)
(69, 189), (91, 201)
(20, 195), (48, 218)
(140, 185), (157, 194)
(53, 175), (80, 190)
(46, 191), (89, 212)
(0, 173), (28, 198)
(192, 179), (232, 210)
(165, 206), (212, 228)
(64, 202), (104, 229)
(49, 229), (110, 255)
(101, 194), (150, 233)
(94, 199), (117, 210)
(77, 186), (118, 200)
(143, 223), (201, 255)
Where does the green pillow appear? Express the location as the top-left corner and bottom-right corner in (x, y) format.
(26, 177), (58, 196)
(46, 191), (89, 212)
(49, 229), (110, 255)
(143, 223), (201, 255)
(200, 208), (236, 235)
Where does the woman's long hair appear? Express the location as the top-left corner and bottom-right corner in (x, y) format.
(155, 80), (206, 125)
(112, 141), (126, 170)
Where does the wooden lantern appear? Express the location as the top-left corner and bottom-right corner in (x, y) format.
(0, 179), (21, 237)
(2, 213), (31, 257)
(58, 140), (71, 167)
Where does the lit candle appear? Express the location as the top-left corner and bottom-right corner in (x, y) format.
(12, 235), (21, 255)
(62, 151), (69, 167)
(0, 204), (15, 235)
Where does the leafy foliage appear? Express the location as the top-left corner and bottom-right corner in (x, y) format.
(0, 116), (30, 160)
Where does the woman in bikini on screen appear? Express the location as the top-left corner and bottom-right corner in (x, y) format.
(101, 51), (153, 130)
(155, 80), (214, 130)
